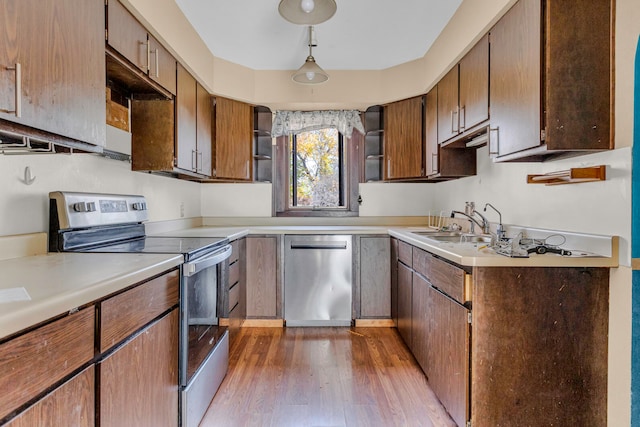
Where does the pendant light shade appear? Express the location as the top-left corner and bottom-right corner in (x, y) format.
(278, 0), (337, 25)
(292, 26), (329, 84)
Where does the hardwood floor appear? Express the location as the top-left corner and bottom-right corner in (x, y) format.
(200, 327), (456, 427)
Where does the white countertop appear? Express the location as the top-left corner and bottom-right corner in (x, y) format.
(153, 225), (618, 268)
(0, 253), (182, 340)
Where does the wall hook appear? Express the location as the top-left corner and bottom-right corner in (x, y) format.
(22, 166), (35, 185)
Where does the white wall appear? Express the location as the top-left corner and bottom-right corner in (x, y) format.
(0, 154), (201, 236)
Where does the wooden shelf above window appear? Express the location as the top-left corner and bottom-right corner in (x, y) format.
(527, 165), (606, 185)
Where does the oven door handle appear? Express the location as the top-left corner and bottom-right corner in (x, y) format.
(183, 244), (232, 277)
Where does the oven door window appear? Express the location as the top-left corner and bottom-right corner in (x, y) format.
(182, 263), (224, 383)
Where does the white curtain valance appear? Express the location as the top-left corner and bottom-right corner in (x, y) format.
(271, 110), (365, 139)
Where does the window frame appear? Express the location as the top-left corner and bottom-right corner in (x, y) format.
(273, 128), (361, 217)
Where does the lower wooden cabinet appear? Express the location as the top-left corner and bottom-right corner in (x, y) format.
(358, 236), (391, 318)
(228, 237), (247, 335)
(4, 366), (94, 427)
(0, 308), (95, 421)
(99, 309), (179, 427)
(246, 236), (279, 318)
(396, 262), (413, 348)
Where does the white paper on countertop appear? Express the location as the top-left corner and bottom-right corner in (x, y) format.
(0, 287), (31, 303)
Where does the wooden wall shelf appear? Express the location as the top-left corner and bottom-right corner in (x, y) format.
(527, 165), (606, 185)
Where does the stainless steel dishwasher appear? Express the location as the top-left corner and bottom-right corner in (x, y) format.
(284, 235), (353, 326)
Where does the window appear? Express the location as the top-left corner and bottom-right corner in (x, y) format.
(290, 129), (345, 209)
(273, 128), (361, 217)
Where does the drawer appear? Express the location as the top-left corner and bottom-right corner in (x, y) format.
(230, 240), (240, 264)
(412, 247), (432, 279)
(229, 259), (240, 288)
(228, 282), (240, 312)
(0, 308), (95, 420)
(100, 269), (179, 352)
(429, 256), (466, 303)
(398, 240), (413, 267)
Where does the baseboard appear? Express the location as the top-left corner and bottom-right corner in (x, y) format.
(354, 319), (395, 327)
(242, 319), (284, 327)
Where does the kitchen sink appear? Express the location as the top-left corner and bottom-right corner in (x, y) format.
(411, 230), (493, 244)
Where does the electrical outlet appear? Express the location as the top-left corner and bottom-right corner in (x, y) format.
(179, 201), (185, 218)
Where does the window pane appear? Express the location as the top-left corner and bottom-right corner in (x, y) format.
(290, 129), (342, 208)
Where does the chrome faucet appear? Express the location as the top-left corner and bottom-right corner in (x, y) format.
(450, 202), (491, 234)
(484, 203), (506, 240)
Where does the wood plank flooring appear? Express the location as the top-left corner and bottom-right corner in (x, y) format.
(200, 327), (456, 427)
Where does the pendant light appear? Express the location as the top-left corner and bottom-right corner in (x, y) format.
(292, 26), (329, 84)
(278, 0), (337, 25)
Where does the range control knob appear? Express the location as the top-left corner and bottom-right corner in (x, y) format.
(72, 202), (88, 212)
(132, 202), (147, 211)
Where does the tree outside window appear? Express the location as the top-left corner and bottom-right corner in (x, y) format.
(290, 128), (344, 208)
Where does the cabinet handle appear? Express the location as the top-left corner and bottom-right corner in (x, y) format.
(2, 63), (21, 117)
(192, 149), (197, 171)
(488, 127), (500, 156)
(387, 157), (392, 178)
(150, 48), (160, 78)
(431, 152), (438, 173)
(197, 151), (203, 172)
(141, 40), (150, 72)
(451, 108), (459, 134)
(246, 160), (250, 179)
(459, 105), (466, 131)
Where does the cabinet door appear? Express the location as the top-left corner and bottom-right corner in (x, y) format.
(427, 287), (470, 427)
(0, 0), (105, 145)
(99, 309), (179, 427)
(107, 0), (148, 72)
(390, 238), (399, 326)
(425, 88), (438, 176)
(459, 34), (489, 132)
(437, 66), (459, 144)
(246, 236), (278, 318)
(196, 83), (213, 176)
(0, 308), (95, 420)
(148, 34), (176, 95)
(489, 0), (542, 157)
(214, 97), (253, 180)
(5, 366), (94, 427)
(176, 64), (198, 172)
(384, 97), (423, 179)
(360, 236), (391, 318)
(411, 273), (431, 374)
(397, 262), (413, 348)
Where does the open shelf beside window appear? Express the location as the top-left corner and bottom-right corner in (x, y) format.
(253, 106), (273, 183)
(362, 106), (384, 182)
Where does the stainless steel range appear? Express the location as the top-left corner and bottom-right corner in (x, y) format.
(48, 191), (230, 427)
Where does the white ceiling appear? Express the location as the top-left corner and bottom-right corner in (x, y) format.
(174, 0), (463, 71)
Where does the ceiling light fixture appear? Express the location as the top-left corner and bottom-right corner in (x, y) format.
(278, 0), (337, 25)
(292, 26), (329, 84)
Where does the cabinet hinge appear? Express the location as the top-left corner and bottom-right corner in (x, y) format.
(105, 28), (108, 41)
(466, 421), (472, 427)
(468, 312), (472, 324)
(540, 129), (546, 142)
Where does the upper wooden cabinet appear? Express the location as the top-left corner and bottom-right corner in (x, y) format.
(384, 96), (424, 180)
(0, 0), (106, 146)
(437, 35), (489, 145)
(176, 64), (212, 177)
(213, 97), (253, 180)
(489, 0), (613, 161)
(425, 88), (477, 180)
(253, 106), (273, 183)
(106, 0), (176, 95)
(130, 65), (212, 178)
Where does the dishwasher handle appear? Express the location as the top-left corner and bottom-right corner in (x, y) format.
(289, 241), (348, 250)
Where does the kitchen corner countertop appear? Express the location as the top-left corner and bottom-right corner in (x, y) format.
(388, 228), (619, 268)
(152, 225), (618, 268)
(0, 253), (182, 340)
